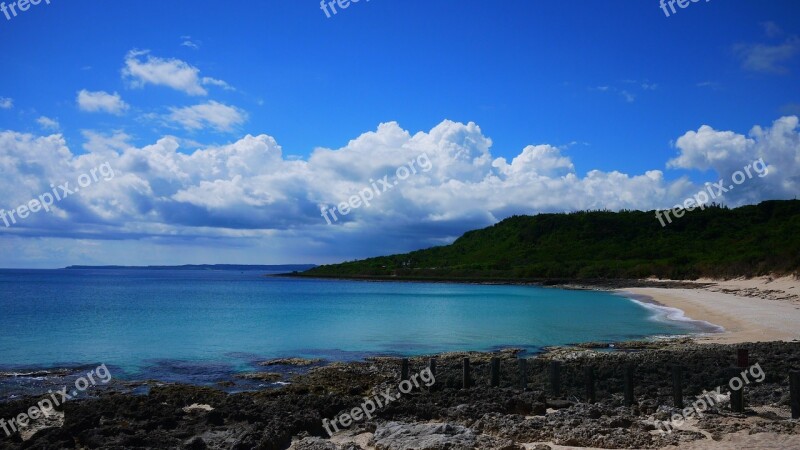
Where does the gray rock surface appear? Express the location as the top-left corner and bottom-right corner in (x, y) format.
(371, 421), (520, 450)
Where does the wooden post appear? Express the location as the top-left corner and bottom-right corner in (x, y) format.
(401, 358), (409, 381)
(737, 349), (749, 368)
(672, 365), (683, 408)
(790, 371), (800, 420)
(490, 357), (500, 387)
(585, 366), (595, 403)
(624, 366), (634, 407)
(729, 368), (744, 413)
(550, 361), (561, 397)
(462, 358), (471, 389)
(518, 359), (527, 390)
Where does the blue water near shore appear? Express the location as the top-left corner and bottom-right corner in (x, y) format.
(0, 269), (708, 391)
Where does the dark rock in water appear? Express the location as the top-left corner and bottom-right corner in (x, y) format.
(258, 358), (323, 367)
(234, 372), (282, 382)
(0, 368), (73, 379)
(572, 338), (694, 350)
(1, 341), (799, 449)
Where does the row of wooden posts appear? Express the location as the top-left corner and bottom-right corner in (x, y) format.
(399, 349), (800, 419)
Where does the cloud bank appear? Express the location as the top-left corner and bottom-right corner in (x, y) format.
(0, 117), (798, 267)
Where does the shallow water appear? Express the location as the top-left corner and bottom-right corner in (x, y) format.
(0, 269), (704, 391)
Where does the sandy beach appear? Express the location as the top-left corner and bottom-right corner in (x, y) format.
(621, 276), (800, 344)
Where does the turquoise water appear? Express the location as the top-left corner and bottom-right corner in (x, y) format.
(0, 269), (703, 385)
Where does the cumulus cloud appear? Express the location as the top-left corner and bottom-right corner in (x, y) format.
(36, 116), (60, 131)
(76, 90), (129, 115)
(122, 50), (217, 96)
(81, 130), (134, 154)
(0, 97), (12, 109)
(669, 116), (800, 203)
(166, 101), (247, 132)
(0, 117), (797, 266)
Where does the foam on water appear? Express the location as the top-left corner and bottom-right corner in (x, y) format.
(619, 292), (725, 334)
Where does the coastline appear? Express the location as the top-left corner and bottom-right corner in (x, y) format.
(618, 276), (800, 344)
(618, 292), (726, 335)
(3, 275), (799, 447)
(289, 272), (800, 345)
(4, 341), (799, 448)
(288, 272), (800, 346)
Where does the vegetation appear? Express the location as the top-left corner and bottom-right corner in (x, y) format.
(302, 200), (800, 281)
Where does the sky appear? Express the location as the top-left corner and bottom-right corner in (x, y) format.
(0, 0), (799, 268)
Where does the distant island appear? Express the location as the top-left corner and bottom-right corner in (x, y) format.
(65, 264), (317, 272)
(300, 200), (800, 281)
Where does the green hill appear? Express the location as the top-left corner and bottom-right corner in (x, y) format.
(302, 200), (800, 281)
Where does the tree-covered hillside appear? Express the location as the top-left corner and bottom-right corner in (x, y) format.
(302, 200), (800, 281)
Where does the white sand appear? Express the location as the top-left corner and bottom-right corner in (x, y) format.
(621, 276), (800, 344)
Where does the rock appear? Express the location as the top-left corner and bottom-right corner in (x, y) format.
(546, 399), (573, 409)
(5, 342), (800, 449)
(586, 407), (602, 419)
(294, 436), (339, 449)
(184, 436), (207, 450)
(206, 410), (225, 426)
(182, 403), (214, 413)
(371, 421), (521, 450)
(259, 358), (323, 367)
(234, 372), (282, 382)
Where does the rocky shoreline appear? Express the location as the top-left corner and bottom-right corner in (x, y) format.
(0, 340), (799, 449)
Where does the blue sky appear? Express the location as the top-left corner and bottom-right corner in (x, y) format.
(0, 0), (799, 267)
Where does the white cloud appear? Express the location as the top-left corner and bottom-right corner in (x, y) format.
(81, 130), (133, 154)
(202, 77), (234, 91)
(696, 81), (720, 89)
(621, 90), (635, 103)
(592, 84), (642, 103)
(180, 37), (200, 50)
(734, 36), (800, 74)
(669, 116), (800, 203)
(0, 117), (797, 266)
(0, 97), (12, 109)
(36, 116), (60, 131)
(122, 50), (209, 96)
(77, 90), (130, 115)
(493, 144), (575, 178)
(166, 101), (247, 132)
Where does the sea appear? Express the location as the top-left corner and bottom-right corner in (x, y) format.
(0, 268), (717, 399)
